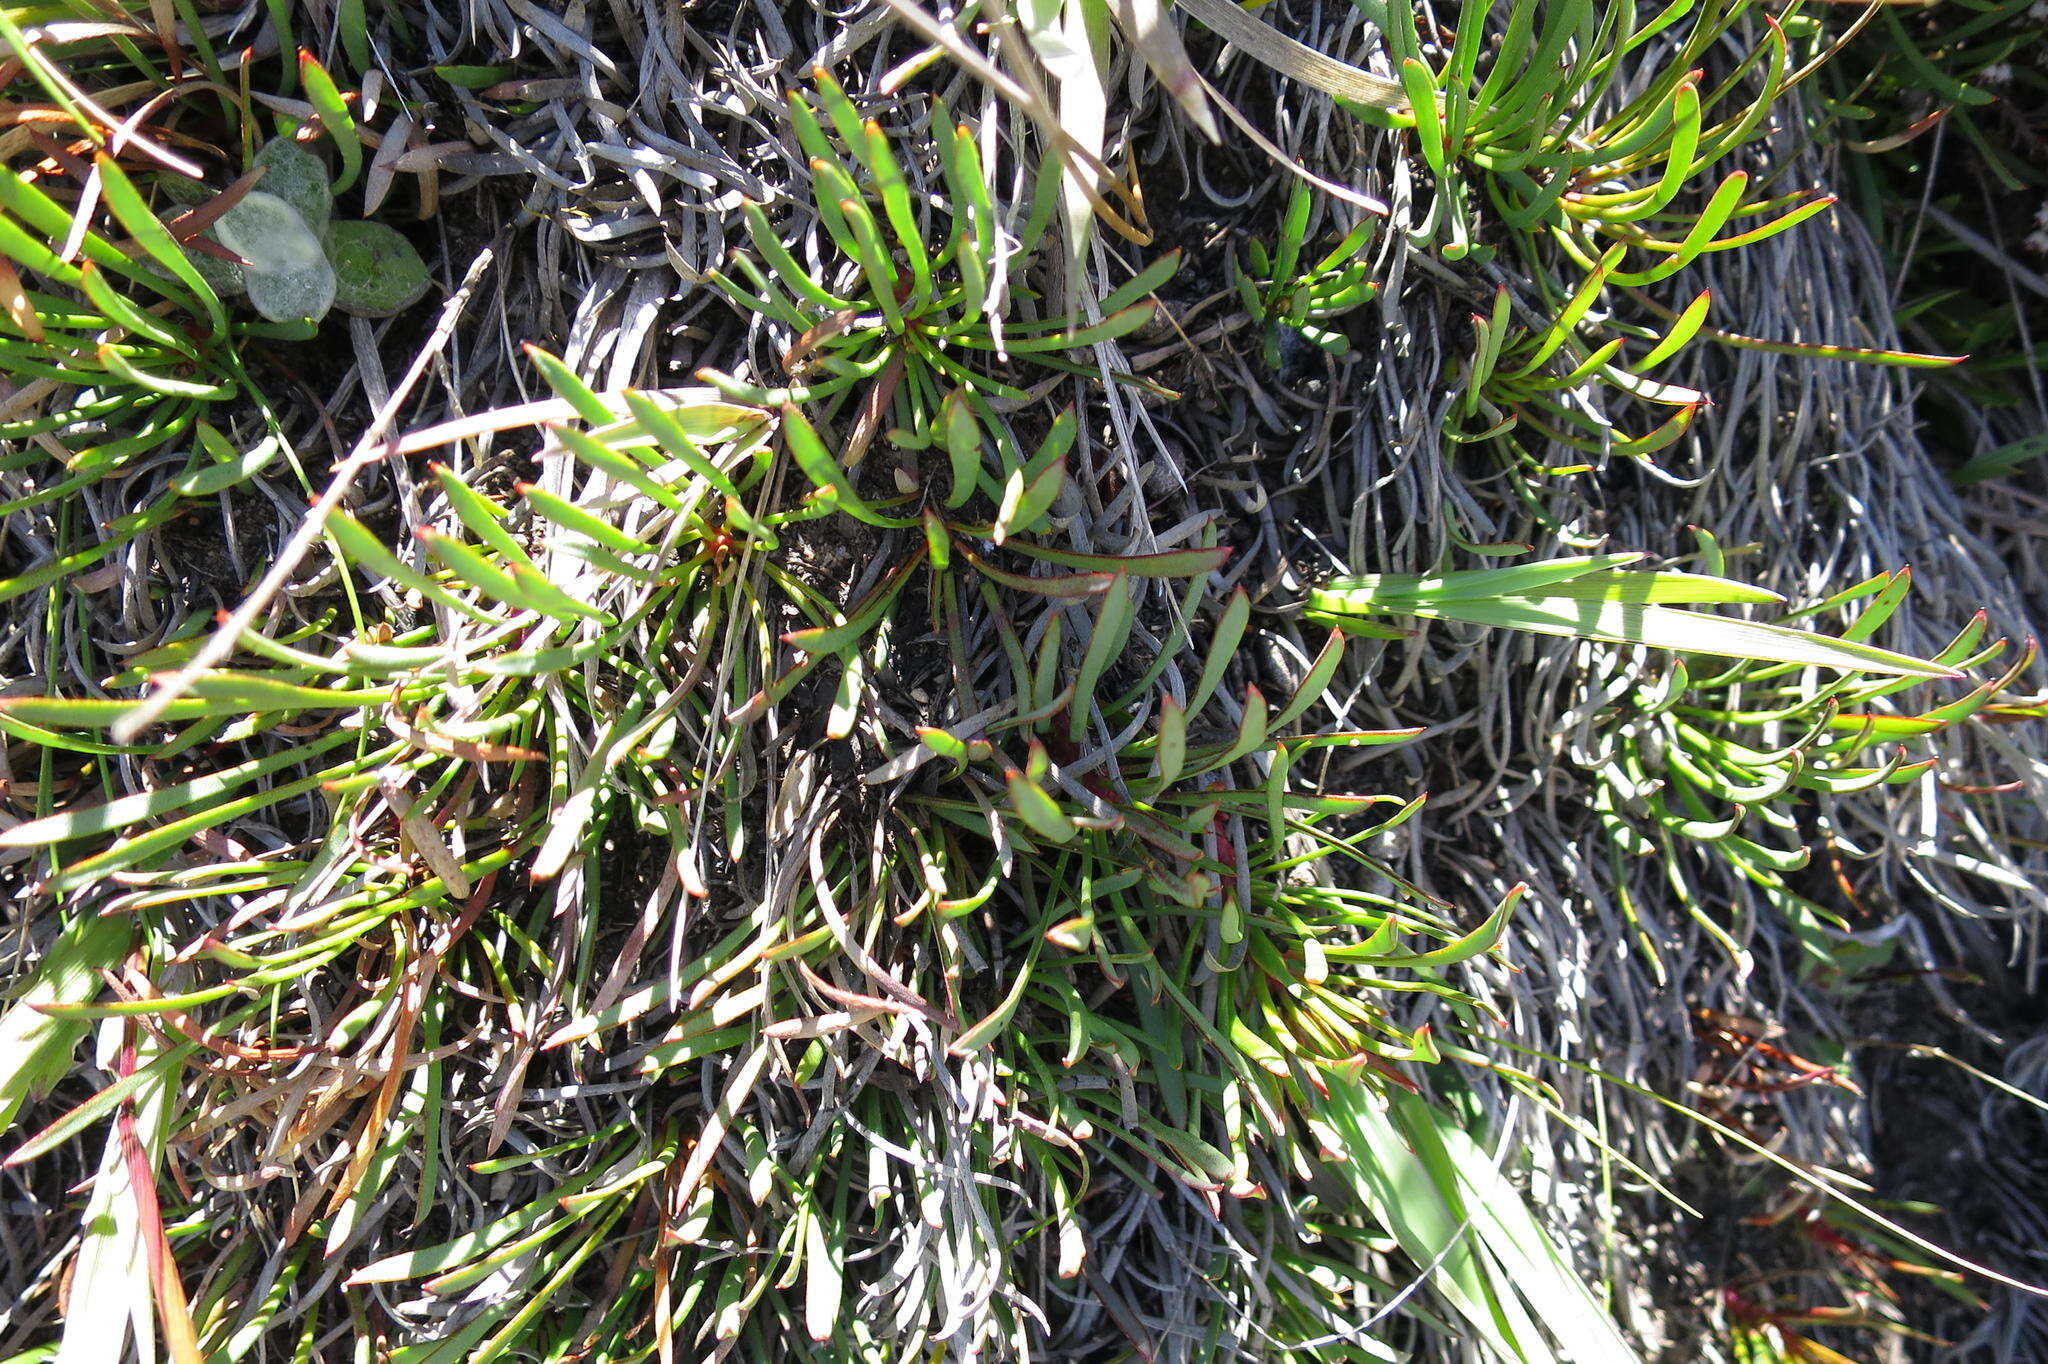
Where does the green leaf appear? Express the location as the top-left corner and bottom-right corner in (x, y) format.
(1632, 287), (1710, 373)
(1187, 588), (1250, 716)
(933, 101), (995, 261)
(1006, 766), (1077, 844)
(0, 728), (355, 850)
(1422, 596), (1955, 678)
(215, 189), (335, 322)
(328, 508), (497, 622)
(1098, 249), (1183, 316)
(435, 64), (517, 89)
(551, 423), (686, 511)
(1954, 432), (2048, 485)
(950, 943), (1043, 1053)
(740, 199), (851, 314)
(995, 453), (1065, 543)
(1308, 560), (1951, 675)
(1366, 885), (1522, 968)
(329, 220), (430, 317)
(5, 1040), (198, 1168)
(93, 153), (224, 333)
(518, 483), (655, 556)
(0, 914), (132, 1131)
(857, 118), (932, 306)
(299, 52), (362, 192)
(175, 670), (389, 712)
(75, 263), (194, 357)
(419, 529), (612, 624)
(941, 389), (981, 509)
(1317, 556), (1642, 607)
(998, 541), (1231, 578)
(526, 345), (617, 425)
(171, 426), (279, 498)
(94, 344), (234, 399)
(1535, 568), (1784, 606)
(620, 390), (741, 499)
(430, 462), (527, 563)
(987, 303), (1156, 352)
(959, 546), (1114, 597)
(785, 557), (917, 655)
(1268, 629), (1345, 731)
(1400, 57), (1448, 175)
(1069, 573), (1135, 742)
(1319, 1078), (1638, 1364)
(1153, 692), (1186, 785)
(252, 136), (332, 231)
(781, 406), (915, 528)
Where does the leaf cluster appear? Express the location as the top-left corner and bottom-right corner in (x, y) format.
(702, 70), (1164, 467)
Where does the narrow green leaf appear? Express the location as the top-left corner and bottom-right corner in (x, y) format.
(1632, 288), (1711, 372)
(1187, 589), (1250, 716)
(1268, 630), (1345, 731)
(431, 463), (529, 565)
(1153, 692), (1186, 786)
(299, 52), (362, 192)
(0, 913), (132, 1130)
(1069, 574), (1135, 742)
(551, 422), (686, 511)
(942, 389), (981, 509)
(525, 345), (616, 424)
(518, 483), (656, 556)
(960, 546), (1114, 597)
(1006, 769), (1077, 845)
(996, 453), (1064, 543)
(329, 509), (497, 622)
(91, 154), (224, 332)
(999, 541), (1231, 578)
(1431, 596), (1956, 678)
(0, 728), (354, 849)
(781, 405), (915, 528)
(785, 557), (917, 655)
(621, 390), (741, 499)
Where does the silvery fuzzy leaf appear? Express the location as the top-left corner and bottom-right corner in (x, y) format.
(245, 256), (337, 323)
(186, 244), (247, 297)
(213, 190), (326, 276)
(252, 138), (332, 232)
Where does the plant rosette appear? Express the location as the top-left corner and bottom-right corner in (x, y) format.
(181, 138), (431, 323)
